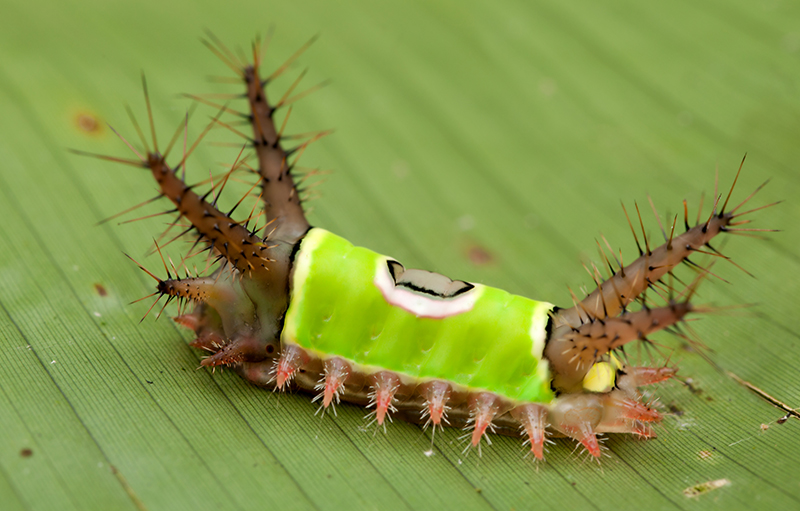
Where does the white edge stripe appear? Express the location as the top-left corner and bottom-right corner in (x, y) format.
(373, 259), (479, 318)
(529, 302), (551, 360)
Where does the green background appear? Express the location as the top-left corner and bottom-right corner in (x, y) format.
(0, 0), (798, 510)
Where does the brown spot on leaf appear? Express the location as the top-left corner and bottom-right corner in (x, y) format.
(20, 448), (33, 458)
(94, 283), (108, 296)
(466, 244), (494, 266)
(684, 378), (703, 395)
(698, 450), (713, 460)
(668, 401), (685, 416)
(74, 111), (103, 136)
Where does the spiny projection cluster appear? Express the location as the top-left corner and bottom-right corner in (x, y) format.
(82, 34), (775, 462)
(79, 33), (327, 370)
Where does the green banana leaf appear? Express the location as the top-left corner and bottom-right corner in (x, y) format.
(1, 0), (798, 510)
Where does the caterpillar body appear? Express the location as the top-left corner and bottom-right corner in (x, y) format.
(86, 36), (772, 462)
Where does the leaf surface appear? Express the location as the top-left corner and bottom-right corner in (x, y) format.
(0, 1), (798, 510)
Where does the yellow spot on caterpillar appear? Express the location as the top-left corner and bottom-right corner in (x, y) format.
(582, 354), (622, 393)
